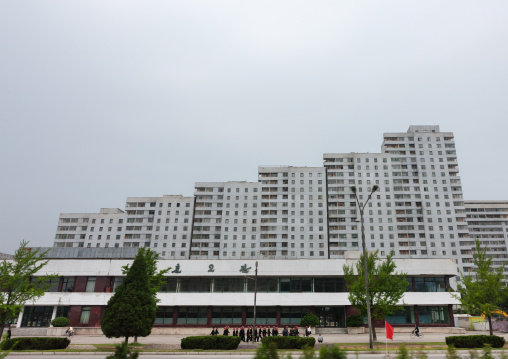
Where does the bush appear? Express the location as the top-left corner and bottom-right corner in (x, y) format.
(300, 313), (320, 327)
(319, 345), (347, 359)
(180, 335), (241, 350)
(261, 336), (315, 349)
(106, 341), (139, 359)
(50, 317), (70, 327)
(445, 335), (505, 349)
(0, 337), (70, 350)
(345, 315), (364, 327)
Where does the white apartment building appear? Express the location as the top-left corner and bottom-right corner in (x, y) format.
(191, 166), (327, 259)
(463, 201), (508, 278)
(53, 126), (478, 276)
(54, 195), (193, 259)
(324, 125), (468, 278)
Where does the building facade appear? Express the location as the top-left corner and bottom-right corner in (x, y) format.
(52, 126), (492, 278)
(463, 201), (508, 278)
(13, 254), (459, 329)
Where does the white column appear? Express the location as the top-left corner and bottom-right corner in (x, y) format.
(50, 306), (58, 326)
(16, 309), (23, 328)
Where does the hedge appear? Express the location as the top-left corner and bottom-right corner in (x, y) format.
(445, 335), (505, 348)
(1, 337), (70, 350)
(50, 316), (70, 327)
(180, 335), (241, 350)
(346, 314), (364, 327)
(261, 336), (315, 349)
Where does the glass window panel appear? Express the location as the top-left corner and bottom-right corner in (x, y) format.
(213, 278), (245, 292)
(80, 306), (91, 324)
(113, 277), (124, 292)
(279, 278), (290, 292)
(179, 278), (211, 292)
(246, 307), (277, 325)
(247, 278), (278, 292)
(85, 277), (96, 292)
(155, 307), (173, 324)
(385, 307), (415, 324)
(61, 277), (74, 292)
(21, 306), (54, 327)
(418, 306), (450, 324)
(56, 306), (69, 318)
(160, 278), (178, 293)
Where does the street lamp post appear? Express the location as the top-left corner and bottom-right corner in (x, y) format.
(350, 185), (378, 350)
(246, 261), (259, 331)
(253, 261), (258, 330)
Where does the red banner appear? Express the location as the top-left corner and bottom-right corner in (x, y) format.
(385, 321), (394, 340)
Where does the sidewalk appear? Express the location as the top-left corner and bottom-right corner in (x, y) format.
(60, 330), (508, 346)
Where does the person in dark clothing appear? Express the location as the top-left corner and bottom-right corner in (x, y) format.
(254, 326), (258, 342)
(273, 326), (278, 336)
(289, 327), (294, 336)
(282, 326), (288, 336)
(262, 327), (267, 337)
(294, 326), (299, 336)
(223, 326), (229, 336)
(240, 326), (245, 342)
(246, 326), (252, 342)
(210, 327), (216, 336)
(6, 327), (12, 340)
(267, 326), (271, 336)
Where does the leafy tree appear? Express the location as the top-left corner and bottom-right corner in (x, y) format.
(101, 249), (157, 343)
(121, 248), (170, 300)
(300, 313), (319, 327)
(453, 238), (507, 336)
(343, 250), (408, 341)
(0, 241), (57, 338)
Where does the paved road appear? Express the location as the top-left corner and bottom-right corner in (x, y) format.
(5, 354), (506, 359)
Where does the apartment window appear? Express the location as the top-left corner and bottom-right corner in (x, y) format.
(85, 277), (96, 292)
(79, 306), (92, 324)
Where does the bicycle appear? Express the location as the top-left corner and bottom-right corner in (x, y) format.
(410, 330), (424, 339)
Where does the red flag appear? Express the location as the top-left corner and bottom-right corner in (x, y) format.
(385, 321), (394, 340)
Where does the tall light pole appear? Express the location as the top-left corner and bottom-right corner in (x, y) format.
(246, 261), (258, 330)
(253, 261), (258, 329)
(350, 184), (378, 350)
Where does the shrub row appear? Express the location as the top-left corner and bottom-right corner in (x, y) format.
(445, 335), (505, 348)
(180, 335), (241, 350)
(345, 314), (364, 327)
(50, 316), (70, 327)
(261, 336), (315, 349)
(1, 337), (70, 350)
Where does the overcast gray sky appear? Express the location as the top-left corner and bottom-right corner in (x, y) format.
(1, 1), (507, 254)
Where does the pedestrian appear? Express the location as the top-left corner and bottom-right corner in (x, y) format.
(223, 326), (229, 336)
(289, 327), (294, 336)
(282, 326), (288, 336)
(318, 334), (323, 343)
(273, 326), (278, 336)
(267, 326), (271, 336)
(210, 327), (216, 336)
(240, 326), (245, 342)
(254, 326), (258, 342)
(6, 326), (11, 340)
(247, 326), (252, 342)
(294, 326), (299, 336)
(262, 326), (267, 337)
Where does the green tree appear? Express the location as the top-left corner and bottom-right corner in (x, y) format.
(453, 238), (507, 336)
(121, 248), (170, 299)
(101, 249), (157, 343)
(300, 313), (320, 327)
(0, 241), (57, 338)
(343, 250), (408, 341)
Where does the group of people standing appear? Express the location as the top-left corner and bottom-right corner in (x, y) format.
(210, 325), (308, 341)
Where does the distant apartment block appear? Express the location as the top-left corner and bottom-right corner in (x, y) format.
(52, 126), (508, 279)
